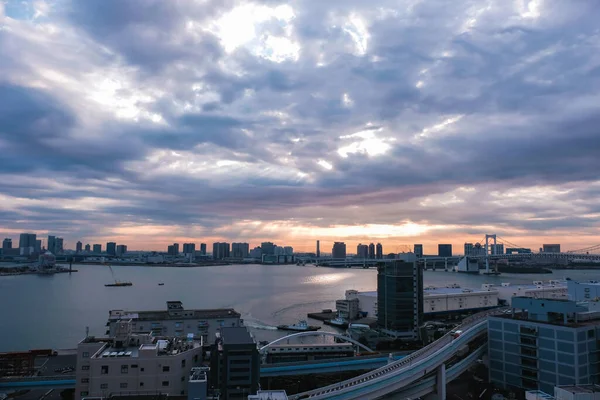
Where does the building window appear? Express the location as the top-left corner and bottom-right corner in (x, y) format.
(101, 366), (109, 375)
(193, 355), (198, 362)
(163, 366), (170, 372)
(121, 365), (128, 374)
(181, 360), (186, 368)
(82, 352), (89, 358)
(81, 365), (90, 371)
(162, 381), (169, 387)
(120, 383), (128, 389)
(140, 382), (144, 387)
(181, 376), (185, 382)
(131, 364), (138, 368)
(140, 367), (144, 372)
(81, 378), (89, 383)
(100, 384), (108, 389)
(80, 392), (88, 396)
(588, 330), (595, 338)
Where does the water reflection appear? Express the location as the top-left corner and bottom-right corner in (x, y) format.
(303, 272), (355, 285)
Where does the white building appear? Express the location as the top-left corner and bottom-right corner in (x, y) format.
(248, 391), (289, 400)
(555, 385), (600, 400)
(76, 320), (203, 400)
(567, 280), (600, 301)
(107, 301), (242, 344)
(344, 284), (499, 318)
(481, 280), (568, 306)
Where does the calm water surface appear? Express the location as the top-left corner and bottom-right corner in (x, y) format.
(0, 263), (597, 352)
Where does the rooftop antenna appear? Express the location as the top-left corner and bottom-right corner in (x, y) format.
(85, 326), (89, 338)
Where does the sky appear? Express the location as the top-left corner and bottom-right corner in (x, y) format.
(1, 0), (600, 254)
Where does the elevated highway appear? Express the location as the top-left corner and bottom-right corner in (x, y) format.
(289, 308), (506, 400)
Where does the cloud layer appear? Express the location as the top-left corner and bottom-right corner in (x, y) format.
(1, 0), (600, 253)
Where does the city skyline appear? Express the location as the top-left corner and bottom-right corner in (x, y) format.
(1, 1), (600, 252)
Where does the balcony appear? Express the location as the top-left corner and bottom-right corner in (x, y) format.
(519, 326), (538, 336)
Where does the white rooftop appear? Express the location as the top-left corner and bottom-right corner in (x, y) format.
(248, 390), (289, 400)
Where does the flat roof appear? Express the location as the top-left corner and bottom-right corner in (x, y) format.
(221, 327), (254, 345)
(249, 391), (289, 400)
(556, 384), (600, 393)
(109, 308), (241, 321)
(423, 287), (493, 295)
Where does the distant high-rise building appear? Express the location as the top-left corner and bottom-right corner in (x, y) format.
(19, 233), (36, 256)
(2, 238), (12, 250)
(116, 245), (127, 256)
(182, 243), (196, 254)
(377, 260), (423, 339)
(55, 237), (63, 254)
(332, 242), (346, 259)
(273, 245), (285, 256)
(167, 245), (176, 256)
(76, 241), (83, 253)
(249, 247), (262, 259)
(173, 243), (179, 254)
(92, 244), (101, 253)
(35, 240), (42, 253)
(438, 244), (452, 257)
(261, 242), (275, 256)
(106, 242), (116, 256)
(316, 240), (320, 258)
(357, 244), (368, 258)
(490, 243), (504, 255)
(542, 244), (561, 253)
(213, 242), (230, 260)
(413, 244), (423, 258)
(84, 244), (91, 252)
(368, 243), (375, 259)
(283, 246), (293, 256)
(232, 242), (250, 258)
(464, 243), (474, 256)
(200, 243), (207, 255)
(48, 235), (56, 254)
(376, 243), (383, 259)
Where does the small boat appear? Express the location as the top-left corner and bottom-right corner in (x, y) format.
(105, 281), (133, 287)
(158, 283), (164, 286)
(277, 320), (321, 332)
(324, 316), (349, 329)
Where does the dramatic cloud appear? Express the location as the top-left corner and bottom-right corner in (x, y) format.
(1, 0), (600, 253)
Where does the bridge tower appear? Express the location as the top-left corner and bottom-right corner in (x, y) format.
(485, 234), (497, 273)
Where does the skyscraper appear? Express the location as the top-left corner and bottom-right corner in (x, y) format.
(261, 242), (275, 256)
(414, 244), (423, 258)
(2, 238), (12, 250)
(357, 244), (368, 258)
(232, 242), (249, 258)
(55, 237), (64, 254)
(368, 243), (375, 259)
(106, 242), (116, 256)
(92, 244), (101, 253)
(438, 244), (452, 257)
(200, 243), (207, 255)
(332, 242), (346, 259)
(377, 260), (423, 339)
(376, 243), (383, 259)
(212, 242), (230, 260)
(182, 243), (196, 254)
(316, 240), (320, 258)
(76, 241), (83, 253)
(173, 243), (179, 254)
(48, 235), (56, 254)
(464, 243), (474, 256)
(84, 244), (91, 252)
(19, 233), (36, 256)
(35, 240), (42, 254)
(116, 245), (127, 256)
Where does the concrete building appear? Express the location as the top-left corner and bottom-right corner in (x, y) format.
(55, 237), (63, 254)
(249, 247), (262, 259)
(567, 280), (600, 302)
(210, 327), (260, 399)
(48, 235), (56, 254)
(368, 243), (375, 259)
(248, 390), (289, 400)
(491, 243), (504, 255)
(335, 298), (360, 320)
(213, 242), (230, 260)
(75, 320), (204, 400)
(464, 243), (474, 256)
(76, 241), (83, 253)
(232, 243), (250, 258)
(200, 243), (207, 255)
(35, 239), (42, 254)
(183, 243), (196, 254)
(107, 242), (117, 256)
(116, 245), (127, 256)
(261, 242), (275, 256)
(2, 238), (12, 250)
(488, 297), (600, 394)
(554, 385), (600, 400)
(482, 281), (568, 306)
(283, 246), (293, 256)
(93, 244), (102, 254)
(377, 260), (423, 339)
(19, 232), (36, 256)
(543, 244), (561, 253)
(107, 301), (242, 344)
(85, 244), (91, 252)
(332, 242), (347, 259)
(414, 244), (423, 258)
(376, 243), (383, 259)
(357, 244), (368, 258)
(438, 244), (452, 257)
(316, 240), (320, 258)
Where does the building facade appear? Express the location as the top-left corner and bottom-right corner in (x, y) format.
(76, 241), (83, 253)
(260, 242), (275, 256)
(332, 242), (347, 259)
(85, 244), (91, 252)
(231, 243), (250, 258)
(368, 243), (375, 259)
(183, 243), (196, 254)
(106, 242), (117, 256)
(543, 244), (561, 253)
(335, 298), (360, 320)
(93, 244), (102, 254)
(212, 242), (230, 260)
(438, 244), (452, 257)
(377, 260), (423, 339)
(414, 244), (423, 258)
(107, 301), (242, 344)
(488, 297), (600, 394)
(376, 243), (383, 259)
(200, 243), (207, 255)
(75, 321), (204, 400)
(19, 233), (37, 256)
(357, 244), (368, 258)
(210, 327), (260, 399)
(2, 238), (12, 250)
(116, 245), (127, 256)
